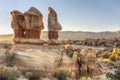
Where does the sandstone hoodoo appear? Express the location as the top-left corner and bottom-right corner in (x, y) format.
(10, 10), (25, 40)
(11, 7), (45, 44)
(24, 7), (44, 39)
(48, 7), (62, 44)
(11, 7), (62, 45)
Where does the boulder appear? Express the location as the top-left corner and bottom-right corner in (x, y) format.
(13, 44), (63, 74)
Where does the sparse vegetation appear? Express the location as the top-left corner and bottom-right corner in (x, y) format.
(102, 54), (111, 59)
(53, 69), (68, 80)
(66, 50), (74, 58)
(106, 64), (120, 80)
(22, 68), (41, 80)
(1, 37), (120, 80)
(109, 55), (118, 62)
(62, 38), (120, 47)
(3, 43), (12, 49)
(0, 67), (18, 80)
(5, 50), (15, 67)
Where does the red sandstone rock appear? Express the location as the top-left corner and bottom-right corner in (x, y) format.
(10, 10), (25, 39)
(24, 7), (44, 39)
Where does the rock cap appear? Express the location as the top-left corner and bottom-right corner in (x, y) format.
(24, 7), (42, 16)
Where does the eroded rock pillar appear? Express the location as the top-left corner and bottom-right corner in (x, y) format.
(10, 10), (25, 43)
(48, 7), (62, 43)
(23, 7), (44, 39)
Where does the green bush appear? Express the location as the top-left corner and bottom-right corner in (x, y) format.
(5, 50), (15, 67)
(106, 69), (120, 80)
(66, 51), (74, 58)
(25, 71), (40, 80)
(3, 43), (11, 49)
(114, 63), (120, 69)
(106, 72), (114, 79)
(53, 69), (67, 80)
(22, 69), (41, 80)
(0, 67), (17, 80)
(107, 62), (115, 67)
(109, 55), (117, 62)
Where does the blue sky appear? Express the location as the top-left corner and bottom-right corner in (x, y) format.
(0, 0), (120, 34)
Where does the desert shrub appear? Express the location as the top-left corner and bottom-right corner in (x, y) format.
(109, 56), (116, 62)
(109, 55), (118, 62)
(65, 47), (74, 58)
(96, 53), (102, 58)
(8, 74), (17, 80)
(66, 51), (74, 58)
(114, 63), (120, 69)
(102, 54), (111, 59)
(0, 67), (18, 80)
(66, 77), (71, 80)
(53, 69), (67, 80)
(3, 43), (11, 49)
(106, 69), (120, 80)
(5, 50), (15, 67)
(67, 39), (73, 44)
(25, 72), (40, 80)
(106, 72), (114, 79)
(107, 62), (115, 68)
(22, 68), (41, 80)
(118, 53), (120, 56)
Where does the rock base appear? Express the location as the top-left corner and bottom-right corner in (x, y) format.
(47, 39), (60, 45)
(13, 44), (63, 72)
(13, 38), (45, 45)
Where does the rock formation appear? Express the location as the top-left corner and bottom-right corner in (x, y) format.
(11, 7), (63, 44)
(48, 7), (62, 44)
(24, 7), (44, 39)
(10, 10), (25, 40)
(11, 7), (45, 44)
(68, 48), (98, 79)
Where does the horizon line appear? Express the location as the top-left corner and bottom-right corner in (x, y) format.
(0, 30), (119, 35)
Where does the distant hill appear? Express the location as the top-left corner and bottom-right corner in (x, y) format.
(0, 31), (120, 43)
(43, 31), (120, 40)
(0, 34), (13, 43)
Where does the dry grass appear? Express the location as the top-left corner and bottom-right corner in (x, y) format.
(0, 34), (13, 43)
